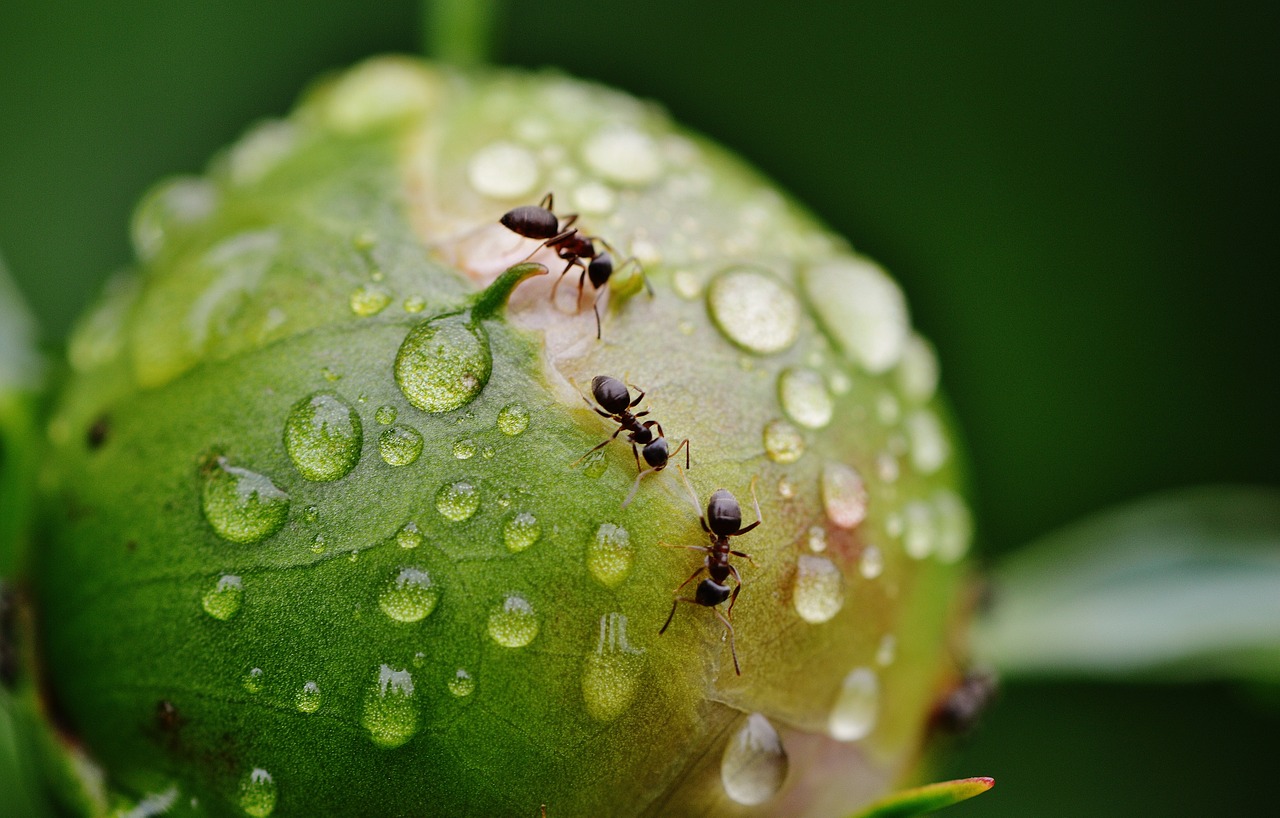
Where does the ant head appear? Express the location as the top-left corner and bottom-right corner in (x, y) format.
(587, 252), (613, 289)
(694, 578), (732, 607)
(641, 437), (668, 468)
(499, 204), (559, 240)
(706, 489), (742, 536)
(590, 375), (631, 414)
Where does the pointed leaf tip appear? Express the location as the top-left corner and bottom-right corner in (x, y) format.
(851, 777), (995, 818)
(470, 262), (548, 321)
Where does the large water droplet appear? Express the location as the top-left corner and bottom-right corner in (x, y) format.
(468, 142), (540, 199)
(349, 285), (392, 317)
(201, 574), (243, 620)
(587, 523), (632, 587)
(131, 177), (218, 262)
(378, 426), (423, 467)
(361, 665), (418, 748)
(932, 489), (973, 563)
(706, 268), (801, 355)
(237, 768), (277, 817)
(582, 613), (644, 722)
(822, 462), (868, 529)
(829, 667), (879, 741)
(487, 595), (539, 648)
(804, 258), (909, 374)
(435, 480), (480, 522)
(395, 521), (423, 549)
(448, 668), (476, 697)
(497, 402), (530, 436)
(778, 368), (834, 429)
(762, 419), (805, 464)
(720, 713), (788, 806)
(503, 511), (541, 553)
(201, 458), (289, 544)
(906, 409), (950, 474)
(378, 567), (439, 623)
(296, 681), (321, 714)
(394, 314), (491, 413)
(582, 126), (662, 186)
(792, 555), (846, 624)
(283, 392), (363, 482)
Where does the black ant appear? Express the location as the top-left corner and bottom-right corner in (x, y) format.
(570, 376), (689, 504)
(658, 471), (762, 675)
(930, 668), (999, 736)
(499, 193), (650, 338)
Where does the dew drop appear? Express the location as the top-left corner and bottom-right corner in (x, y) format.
(822, 462), (869, 529)
(807, 525), (828, 553)
(903, 500), (936, 560)
(587, 523), (633, 587)
(804, 258), (909, 374)
(582, 613), (644, 722)
(829, 667), (879, 741)
(435, 480), (480, 522)
(497, 402), (530, 436)
(378, 426), (423, 467)
(452, 438), (477, 460)
(361, 665), (418, 748)
(721, 713), (788, 806)
(906, 409), (950, 474)
(503, 511), (541, 553)
(349, 285), (392, 317)
(131, 177), (218, 262)
(897, 334), (940, 403)
(303, 505), (319, 523)
(201, 457), (290, 544)
(672, 270), (702, 300)
(487, 595), (539, 648)
(580, 449), (607, 478)
(295, 681), (321, 714)
(875, 452), (900, 484)
(309, 533), (326, 554)
(237, 768), (277, 818)
(777, 477), (796, 500)
(572, 181), (616, 214)
(378, 567), (439, 623)
(283, 392), (363, 482)
(859, 545), (885, 580)
(395, 521), (423, 549)
(876, 634), (897, 667)
(468, 142), (539, 199)
(582, 126), (662, 185)
(243, 667), (264, 694)
(933, 490), (973, 563)
(707, 268), (801, 355)
(762, 419), (805, 464)
(792, 555), (846, 624)
(778, 368), (834, 429)
(403, 296), (426, 314)
(201, 574), (243, 620)
(395, 314), (491, 413)
(876, 392), (901, 426)
(374, 405), (398, 425)
(448, 669), (475, 698)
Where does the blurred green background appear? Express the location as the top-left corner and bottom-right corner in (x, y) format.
(1, 1), (1277, 815)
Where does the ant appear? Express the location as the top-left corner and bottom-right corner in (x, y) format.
(930, 668), (999, 736)
(658, 471), (762, 675)
(499, 193), (650, 338)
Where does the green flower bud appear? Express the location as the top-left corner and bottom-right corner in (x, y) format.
(34, 57), (975, 817)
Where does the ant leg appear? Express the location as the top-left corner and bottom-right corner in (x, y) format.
(712, 608), (742, 675)
(569, 427), (623, 467)
(567, 377), (613, 418)
(725, 566), (744, 618)
(592, 287), (604, 340)
(622, 467), (659, 508)
(657, 541), (712, 554)
(630, 442), (642, 473)
(549, 264), (574, 303)
(558, 212), (579, 231)
(576, 269), (589, 312)
(735, 477), (765, 535)
(667, 438), (691, 470)
(659, 597), (700, 635)
(728, 549), (759, 568)
(671, 564), (708, 595)
(676, 466), (710, 533)
(624, 384), (647, 408)
(538, 192), (554, 210)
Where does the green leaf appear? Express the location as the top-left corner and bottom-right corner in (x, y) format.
(851, 777), (994, 818)
(977, 486), (1280, 681)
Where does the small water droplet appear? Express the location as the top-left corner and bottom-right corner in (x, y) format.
(792, 555), (846, 624)
(243, 667), (264, 694)
(395, 521), (423, 549)
(822, 462), (868, 529)
(906, 409), (950, 474)
(452, 438), (477, 460)
(403, 296), (426, 314)
(481, 445), (495, 459)
(875, 452), (900, 484)
(374, 405), (398, 425)
(859, 545), (884, 580)
(804, 258), (908, 374)
(806, 526), (828, 553)
(875, 392), (901, 425)
(876, 634), (897, 667)
(720, 713), (788, 806)
(377, 426), (423, 467)
(378, 567), (439, 623)
(487, 594), (539, 648)
(707, 269), (801, 355)
(503, 512), (541, 553)
(435, 480), (480, 522)
(762, 419), (805, 464)
(349, 285), (392, 317)
(778, 368), (834, 429)
(283, 392), (363, 482)
(672, 270), (702, 300)
(903, 500), (935, 560)
(309, 533), (326, 554)
(582, 613), (644, 722)
(201, 574), (243, 620)
(201, 457), (290, 544)
(296, 681), (321, 714)
(580, 449), (607, 478)
(573, 181), (616, 214)
(448, 669), (475, 697)
(828, 370), (852, 395)
(395, 314), (491, 413)
(777, 477), (796, 500)
(303, 505), (319, 523)
(885, 511), (904, 539)
(468, 142), (539, 199)
(932, 490), (973, 563)
(361, 665), (418, 748)
(829, 667), (879, 741)
(897, 334), (940, 403)
(497, 402), (530, 436)
(587, 523), (632, 587)
(582, 126), (662, 185)
(237, 768), (277, 817)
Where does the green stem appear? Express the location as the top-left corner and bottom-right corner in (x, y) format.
(471, 263), (547, 321)
(424, 0), (499, 66)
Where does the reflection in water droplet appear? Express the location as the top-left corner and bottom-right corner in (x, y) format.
(201, 457), (290, 544)
(350, 285), (392, 317)
(201, 574), (243, 620)
(395, 314), (491, 413)
(283, 392), (363, 482)
(378, 567), (439, 623)
(503, 512), (541, 553)
(906, 409), (950, 474)
(822, 462), (868, 529)
(488, 595), (539, 648)
(762, 419), (805, 464)
(829, 667), (879, 741)
(706, 268), (801, 355)
(238, 768), (277, 817)
(933, 490), (973, 563)
(378, 426), (423, 466)
(448, 669), (476, 697)
(396, 521), (423, 549)
(374, 405), (397, 425)
(859, 545), (884, 580)
(243, 667), (264, 694)
(721, 713), (788, 806)
(452, 439), (477, 460)
(587, 523), (632, 587)
(435, 480), (480, 522)
(296, 681), (321, 714)
(497, 403), (530, 436)
(778, 368), (834, 429)
(792, 555), (846, 624)
(362, 665), (418, 748)
(903, 501), (935, 560)
(581, 449), (607, 478)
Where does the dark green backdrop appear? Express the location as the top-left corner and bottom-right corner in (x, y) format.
(2, 2), (1277, 815)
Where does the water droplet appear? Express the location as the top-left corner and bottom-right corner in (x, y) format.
(897, 334), (940, 403)
(503, 512), (541, 553)
(582, 613), (644, 722)
(822, 462), (868, 529)
(378, 426), (423, 466)
(762, 419), (805, 464)
(448, 669), (475, 697)
(859, 545), (884, 580)
(403, 296), (426, 314)
(707, 269), (801, 355)
(582, 126), (662, 186)
(777, 477), (796, 500)
(374, 405), (398, 425)
(573, 181), (616, 214)
(792, 555), (846, 624)
(296, 681), (321, 714)
(309, 533), (326, 554)
(227, 119), (298, 187)
(906, 409), (950, 474)
(876, 634), (897, 667)
(361, 665), (418, 748)
(283, 392), (363, 482)
(806, 525), (828, 553)
(481, 445), (495, 459)
(672, 270), (702, 300)
(243, 667), (264, 694)
(303, 505), (319, 523)
(778, 368), (834, 429)
(321, 366), (342, 382)
(875, 452), (900, 483)
(885, 511), (904, 539)
(377, 567), (439, 623)
(580, 449), (607, 478)
(828, 370), (852, 395)
(237, 768), (277, 817)
(323, 59), (438, 133)
(720, 713), (788, 806)
(903, 500), (936, 560)
(201, 457), (290, 544)
(875, 392), (901, 425)
(452, 438), (477, 460)
(829, 667), (879, 741)
(497, 402), (530, 436)
(587, 523), (633, 587)
(932, 490), (973, 563)
(201, 574), (243, 620)
(804, 258), (909, 374)
(348, 284), (392, 317)
(487, 595), (539, 648)
(395, 521), (423, 549)
(395, 314), (491, 413)
(468, 142), (539, 199)
(131, 177), (218, 262)
(435, 480), (480, 522)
